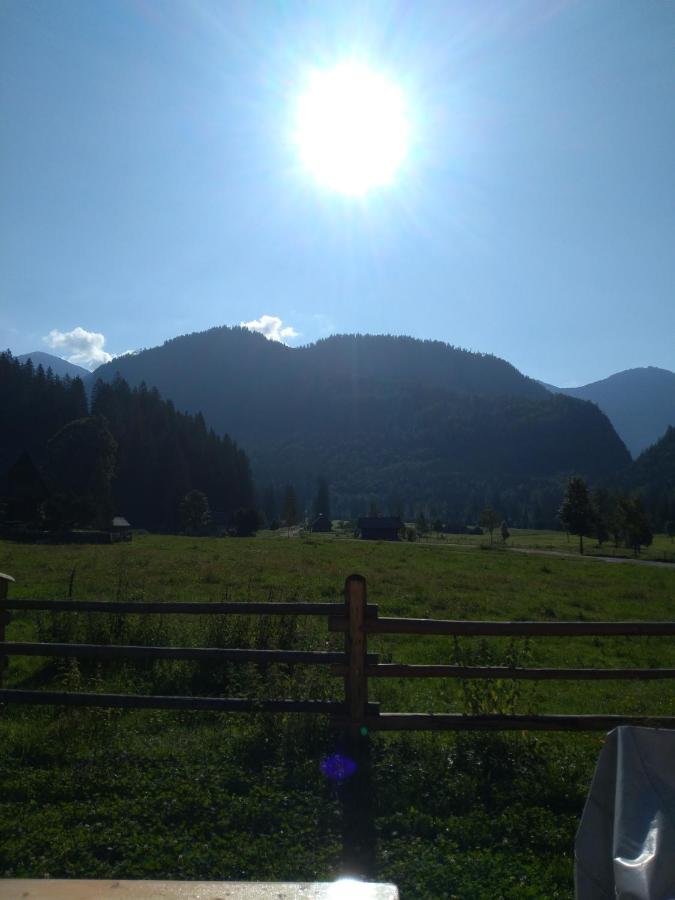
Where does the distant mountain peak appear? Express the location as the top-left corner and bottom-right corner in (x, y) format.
(544, 366), (675, 457)
(16, 351), (90, 380)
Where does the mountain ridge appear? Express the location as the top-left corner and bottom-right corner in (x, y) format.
(17, 351), (91, 380)
(544, 366), (675, 457)
(91, 325), (631, 524)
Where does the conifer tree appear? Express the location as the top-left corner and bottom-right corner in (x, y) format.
(313, 476), (331, 522)
(618, 495), (653, 556)
(45, 416), (117, 529)
(263, 486), (278, 525)
(283, 485), (298, 530)
(479, 505), (499, 543)
(559, 476), (594, 555)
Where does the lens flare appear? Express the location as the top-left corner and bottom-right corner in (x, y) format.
(320, 753), (357, 782)
(327, 879), (380, 898)
(294, 61), (410, 196)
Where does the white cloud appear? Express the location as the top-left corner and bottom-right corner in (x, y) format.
(43, 326), (113, 370)
(240, 314), (299, 344)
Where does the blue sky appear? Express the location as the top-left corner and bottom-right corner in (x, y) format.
(2, 0), (674, 385)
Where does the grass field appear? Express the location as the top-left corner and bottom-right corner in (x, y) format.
(1, 532), (674, 898)
(415, 527), (675, 563)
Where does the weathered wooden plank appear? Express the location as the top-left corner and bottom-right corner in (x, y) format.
(0, 689), (381, 716)
(347, 713), (675, 732)
(335, 617), (675, 637)
(0, 880), (400, 899)
(0, 575), (9, 688)
(344, 575), (368, 736)
(360, 664), (675, 680)
(7, 599), (353, 615)
(0, 689), (342, 714)
(1, 642), (377, 666)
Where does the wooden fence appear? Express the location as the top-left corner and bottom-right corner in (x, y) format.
(2, 572), (675, 733)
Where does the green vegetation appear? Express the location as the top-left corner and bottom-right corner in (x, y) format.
(2, 533), (675, 898)
(558, 477), (594, 555)
(416, 526), (675, 563)
(91, 327), (632, 525)
(0, 352), (254, 533)
(630, 425), (675, 528)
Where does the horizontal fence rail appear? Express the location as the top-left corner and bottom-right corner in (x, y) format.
(1, 571), (674, 732)
(0, 689), (382, 716)
(349, 713), (675, 732)
(360, 664), (675, 680)
(6, 598), (378, 617)
(330, 616), (675, 636)
(1, 641), (379, 666)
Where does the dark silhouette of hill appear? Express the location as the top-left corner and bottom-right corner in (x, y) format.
(17, 351), (90, 380)
(1, 353), (88, 474)
(630, 425), (675, 527)
(545, 367), (675, 457)
(0, 352), (253, 532)
(92, 327), (631, 524)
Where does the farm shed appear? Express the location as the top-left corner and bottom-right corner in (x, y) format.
(311, 513), (332, 533)
(357, 516), (404, 541)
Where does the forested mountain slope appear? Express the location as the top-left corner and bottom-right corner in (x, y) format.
(629, 426), (675, 527)
(1, 352), (88, 473)
(0, 352), (253, 531)
(93, 327), (631, 524)
(547, 367), (675, 457)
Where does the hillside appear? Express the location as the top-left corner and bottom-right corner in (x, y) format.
(546, 367), (675, 457)
(0, 352), (254, 532)
(17, 351), (91, 380)
(92, 327), (631, 524)
(630, 425), (675, 527)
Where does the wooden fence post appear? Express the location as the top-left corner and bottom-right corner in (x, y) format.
(344, 574), (368, 738)
(340, 573), (375, 879)
(0, 573), (14, 689)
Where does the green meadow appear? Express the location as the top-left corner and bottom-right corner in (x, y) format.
(1, 533), (674, 898)
(415, 526), (675, 563)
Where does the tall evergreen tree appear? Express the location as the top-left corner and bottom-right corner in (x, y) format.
(559, 476), (594, 555)
(283, 485), (298, 530)
(180, 489), (211, 535)
(263, 485), (278, 525)
(45, 416), (117, 529)
(0, 352), (88, 471)
(479, 505), (499, 544)
(91, 375), (254, 531)
(591, 487), (614, 547)
(312, 476), (331, 522)
(618, 496), (653, 556)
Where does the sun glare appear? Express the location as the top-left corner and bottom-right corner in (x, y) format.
(293, 61), (410, 196)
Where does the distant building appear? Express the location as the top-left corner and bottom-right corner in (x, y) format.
(111, 516), (132, 540)
(357, 516), (404, 541)
(311, 513), (332, 533)
(442, 523), (466, 534)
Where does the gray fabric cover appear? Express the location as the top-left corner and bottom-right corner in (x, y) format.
(575, 726), (675, 899)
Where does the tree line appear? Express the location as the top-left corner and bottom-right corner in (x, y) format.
(1, 353), (254, 532)
(558, 476), (656, 556)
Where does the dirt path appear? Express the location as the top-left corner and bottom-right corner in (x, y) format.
(506, 545), (675, 569)
(436, 540), (675, 569)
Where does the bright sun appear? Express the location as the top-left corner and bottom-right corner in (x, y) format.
(293, 61), (410, 196)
